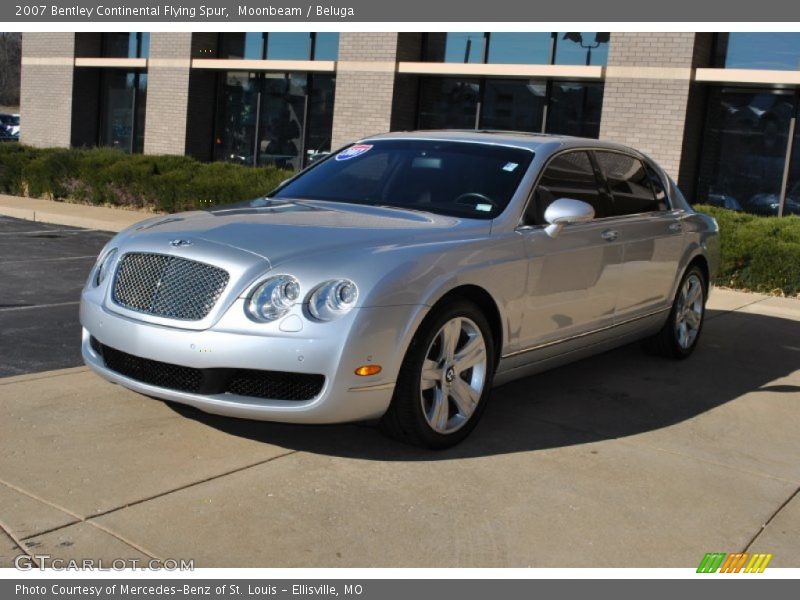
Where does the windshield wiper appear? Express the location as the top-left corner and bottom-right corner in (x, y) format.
(373, 204), (437, 216)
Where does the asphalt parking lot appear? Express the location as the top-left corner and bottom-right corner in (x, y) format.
(0, 216), (112, 377)
(0, 214), (798, 568)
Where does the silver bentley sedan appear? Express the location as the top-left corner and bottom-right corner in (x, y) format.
(81, 131), (719, 448)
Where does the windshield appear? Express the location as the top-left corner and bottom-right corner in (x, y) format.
(0, 115), (19, 126)
(271, 139), (534, 219)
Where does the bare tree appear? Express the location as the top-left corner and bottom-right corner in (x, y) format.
(0, 32), (22, 108)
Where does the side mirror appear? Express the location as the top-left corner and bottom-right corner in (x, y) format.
(543, 198), (595, 237)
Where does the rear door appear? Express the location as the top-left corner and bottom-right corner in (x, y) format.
(592, 151), (685, 321)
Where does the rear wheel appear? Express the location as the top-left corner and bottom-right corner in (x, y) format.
(380, 300), (495, 449)
(643, 264), (707, 359)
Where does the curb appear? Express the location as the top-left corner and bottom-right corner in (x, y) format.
(0, 195), (152, 232)
(0, 367), (90, 386)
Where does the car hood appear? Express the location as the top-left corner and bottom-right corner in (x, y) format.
(124, 199), (491, 268)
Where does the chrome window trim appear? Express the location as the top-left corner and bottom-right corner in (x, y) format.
(359, 136), (539, 154)
(516, 208), (688, 235)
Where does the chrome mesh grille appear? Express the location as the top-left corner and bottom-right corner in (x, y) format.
(112, 252), (229, 321)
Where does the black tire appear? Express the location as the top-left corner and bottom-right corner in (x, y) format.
(642, 264), (707, 359)
(380, 299), (496, 449)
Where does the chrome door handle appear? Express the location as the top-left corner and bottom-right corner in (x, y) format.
(600, 229), (619, 242)
(669, 222), (683, 232)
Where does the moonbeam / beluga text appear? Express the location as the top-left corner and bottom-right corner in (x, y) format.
(238, 6), (304, 16)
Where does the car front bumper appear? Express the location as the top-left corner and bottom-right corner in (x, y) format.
(80, 297), (427, 424)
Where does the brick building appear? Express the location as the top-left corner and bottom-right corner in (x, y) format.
(19, 32), (800, 215)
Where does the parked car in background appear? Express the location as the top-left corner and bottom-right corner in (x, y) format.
(81, 131), (719, 448)
(0, 113), (20, 140)
(706, 193), (743, 212)
(747, 191), (800, 216)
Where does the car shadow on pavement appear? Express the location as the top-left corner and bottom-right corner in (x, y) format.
(165, 308), (800, 461)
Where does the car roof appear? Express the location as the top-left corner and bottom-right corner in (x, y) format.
(361, 129), (645, 157)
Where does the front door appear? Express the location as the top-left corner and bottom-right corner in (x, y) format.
(516, 150), (623, 354)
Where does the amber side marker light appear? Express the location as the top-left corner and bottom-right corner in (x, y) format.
(355, 365), (382, 376)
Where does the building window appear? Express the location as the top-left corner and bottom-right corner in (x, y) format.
(697, 88), (800, 216)
(98, 70), (147, 153)
(218, 33), (265, 60)
(423, 33), (486, 63)
(417, 77), (480, 129)
(714, 33), (800, 71)
(554, 33), (610, 66)
(213, 71), (336, 170)
(547, 81), (604, 138)
(416, 77), (604, 138)
(480, 79), (547, 131)
(423, 32), (609, 66)
(101, 33), (149, 58)
(313, 33), (340, 61)
(785, 120), (800, 215)
(487, 33), (551, 65)
(305, 74), (336, 157)
(217, 33), (339, 61)
(266, 33), (312, 60)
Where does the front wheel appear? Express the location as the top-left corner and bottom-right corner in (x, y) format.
(380, 299), (496, 449)
(643, 264), (707, 359)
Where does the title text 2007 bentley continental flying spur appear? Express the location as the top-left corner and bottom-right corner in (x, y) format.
(81, 131), (719, 448)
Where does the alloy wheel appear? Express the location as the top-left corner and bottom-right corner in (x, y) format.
(674, 273), (704, 350)
(419, 316), (488, 434)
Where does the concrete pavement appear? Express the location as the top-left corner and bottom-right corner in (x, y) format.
(1, 289), (798, 568)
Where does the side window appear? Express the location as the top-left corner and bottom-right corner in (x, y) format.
(595, 151), (663, 216)
(668, 177), (689, 209)
(644, 162), (670, 209)
(525, 151), (604, 225)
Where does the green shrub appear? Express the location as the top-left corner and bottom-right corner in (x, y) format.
(70, 147), (127, 204)
(188, 161), (287, 208)
(0, 143), (35, 195)
(695, 205), (800, 296)
(0, 144), (290, 212)
(148, 167), (197, 213)
(22, 148), (81, 198)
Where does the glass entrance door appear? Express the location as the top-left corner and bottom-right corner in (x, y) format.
(256, 73), (307, 170)
(214, 71), (260, 165)
(98, 70), (147, 154)
(215, 71), (329, 170)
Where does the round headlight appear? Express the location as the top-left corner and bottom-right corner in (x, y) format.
(246, 275), (300, 322)
(308, 279), (359, 321)
(94, 248), (118, 287)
